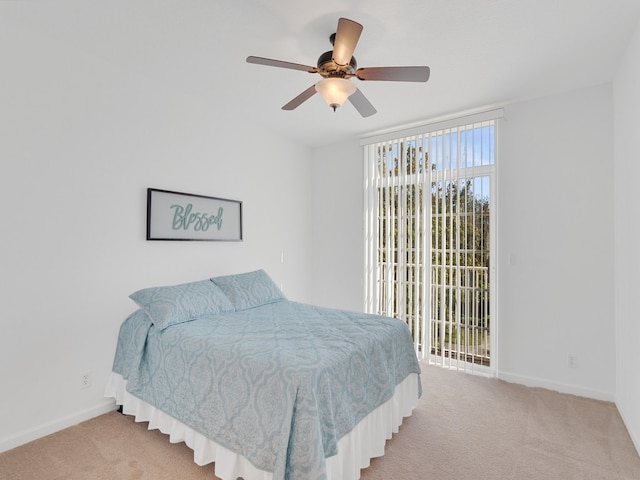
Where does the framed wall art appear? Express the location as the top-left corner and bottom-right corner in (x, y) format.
(146, 188), (243, 241)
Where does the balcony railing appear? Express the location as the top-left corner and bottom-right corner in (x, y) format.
(431, 264), (490, 366)
(376, 262), (490, 366)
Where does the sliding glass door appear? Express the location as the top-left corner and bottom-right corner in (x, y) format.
(363, 115), (497, 372)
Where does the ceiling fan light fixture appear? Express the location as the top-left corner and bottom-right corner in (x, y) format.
(315, 78), (356, 111)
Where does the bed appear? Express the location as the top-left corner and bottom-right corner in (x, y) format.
(104, 270), (422, 480)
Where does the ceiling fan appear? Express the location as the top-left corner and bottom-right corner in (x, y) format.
(246, 17), (430, 117)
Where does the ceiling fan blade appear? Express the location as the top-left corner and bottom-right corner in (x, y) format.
(356, 66), (431, 82)
(246, 56), (316, 73)
(282, 85), (318, 110)
(348, 88), (377, 117)
(332, 18), (363, 66)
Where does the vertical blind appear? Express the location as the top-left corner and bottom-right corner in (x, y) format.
(362, 109), (501, 372)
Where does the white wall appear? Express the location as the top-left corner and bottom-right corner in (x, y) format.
(311, 84), (617, 401)
(0, 24), (313, 452)
(613, 16), (640, 453)
(310, 140), (364, 311)
(498, 84), (615, 400)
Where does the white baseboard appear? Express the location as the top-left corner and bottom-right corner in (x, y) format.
(616, 399), (640, 458)
(0, 400), (117, 454)
(497, 370), (615, 402)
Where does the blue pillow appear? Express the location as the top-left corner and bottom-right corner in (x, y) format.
(129, 279), (234, 330)
(210, 269), (285, 311)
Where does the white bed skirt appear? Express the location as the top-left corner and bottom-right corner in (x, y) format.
(104, 372), (420, 480)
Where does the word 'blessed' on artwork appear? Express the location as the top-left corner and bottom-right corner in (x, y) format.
(170, 203), (223, 232)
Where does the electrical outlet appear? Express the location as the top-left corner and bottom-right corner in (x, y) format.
(567, 354), (577, 369)
(80, 371), (92, 389)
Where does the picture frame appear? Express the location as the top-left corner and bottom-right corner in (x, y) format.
(146, 188), (243, 241)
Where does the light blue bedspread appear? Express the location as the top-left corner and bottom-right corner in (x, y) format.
(112, 300), (421, 480)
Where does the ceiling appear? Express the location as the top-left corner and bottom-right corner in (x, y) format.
(3, 0), (640, 148)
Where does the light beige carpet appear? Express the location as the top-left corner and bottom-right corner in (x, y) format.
(2, 364), (639, 480)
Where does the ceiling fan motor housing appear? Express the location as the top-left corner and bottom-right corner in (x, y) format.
(317, 50), (357, 77)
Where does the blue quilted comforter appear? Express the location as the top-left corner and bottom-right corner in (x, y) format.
(112, 300), (421, 480)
